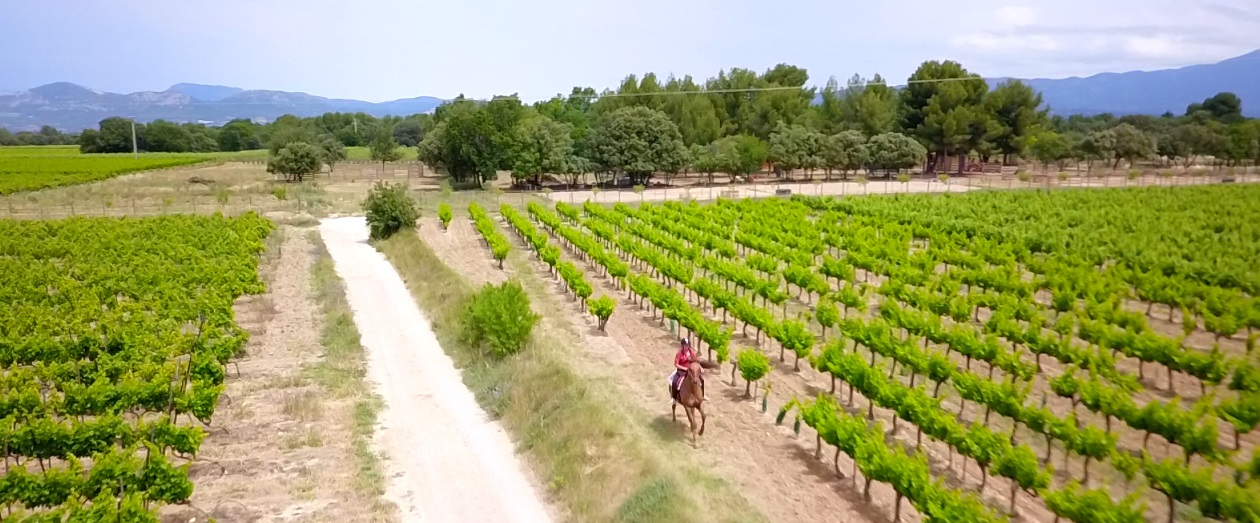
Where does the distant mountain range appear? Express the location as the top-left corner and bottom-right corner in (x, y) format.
(988, 49), (1260, 118)
(0, 83), (445, 132)
(2, 49), (1258, 133)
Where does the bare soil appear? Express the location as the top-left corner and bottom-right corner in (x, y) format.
(166, 226), (391, 523)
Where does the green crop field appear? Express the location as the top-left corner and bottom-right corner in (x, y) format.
(0, 147), (214, 194)
(0, 145), (82, 156)
(0, 212), (273, 520)
(495, 183), (1260, 522)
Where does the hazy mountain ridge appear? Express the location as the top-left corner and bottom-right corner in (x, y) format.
(3, 49), (1257, 132)
(0, 83), (446, 132)
(986, 49), (1260, 117)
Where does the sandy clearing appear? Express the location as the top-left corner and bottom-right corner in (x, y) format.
(318, 216), (553, 523)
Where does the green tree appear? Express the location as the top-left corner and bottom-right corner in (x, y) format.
(1026, 130), (1072, 172)
(1077, 129), (1116, 172)
(901, 60), (992, 173)
(769, 123), (825, 180)
(845, 74), (900, 136)
(268, 125), (317, 156)
(144, 120), (193, 152)
(369, 131), (403, 173)
(586, 106), (688, 185)
(690, 143), (721, 185)
(87, 117), (144, 154)
(217, 120), (260, 152)
(705, 67), (762, 136)
(1109, 123), (1156, 169)
(1224, 122), (1260, 167)
(512, 116), (574, 187)
(814, 76), (847, 135)
(535, 86), (596, 142)
(320, 136), (347, 173)
(820, 130), (868, 180)
(392, 119), (426, 147)
(267, 142), (324, 182)
(659, 76), (723, 146)
(1187, 92), (1244, 123)
(867, 132), (926, 175)
(986, 80), (1047, 164)
(712, 134), (769, 183)
(419, 97), (525, 186)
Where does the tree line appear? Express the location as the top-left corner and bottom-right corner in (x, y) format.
(0, 125), (78, 147)
(44, 60), (1260, 184)
(412, 63), (1259, 186)
(72, 112), (432, 155)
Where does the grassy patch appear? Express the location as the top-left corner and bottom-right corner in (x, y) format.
(377, 229), (765, 523)
(307, 230), (391, 504)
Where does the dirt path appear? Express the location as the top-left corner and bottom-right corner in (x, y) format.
(318, 216), (554, 523)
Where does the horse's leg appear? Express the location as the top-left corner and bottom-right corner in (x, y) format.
(685, 407), (697, 447)
(698, 403), (707, 436)
(671, 401), (677, 422)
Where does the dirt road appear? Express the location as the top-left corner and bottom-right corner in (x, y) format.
(319, 216), (554, 523)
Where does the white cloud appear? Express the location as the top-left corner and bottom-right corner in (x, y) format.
(995, 6), (1038, 26)
(945, 0), (1259, 77)
(950, 34), (1060, 53)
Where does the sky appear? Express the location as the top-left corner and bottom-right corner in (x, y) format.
(1, 0), (1258, 102)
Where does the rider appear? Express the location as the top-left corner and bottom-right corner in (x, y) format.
(670, 338), (707, 400)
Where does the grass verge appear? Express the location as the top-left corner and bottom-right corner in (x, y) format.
(377, 229), (764, 523)
(307, 230), (393, 513)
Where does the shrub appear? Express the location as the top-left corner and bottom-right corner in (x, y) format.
(588, 295), (616, 331)
(737, 349), (771, 398)
(460, 280), (539, 359)
(438, 203), (453, 230)
(362, 181), (419, 240)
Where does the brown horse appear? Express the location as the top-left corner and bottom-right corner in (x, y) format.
(671, 360), (715, 447)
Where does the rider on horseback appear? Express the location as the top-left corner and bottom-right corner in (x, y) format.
(669, 338), (707, 401)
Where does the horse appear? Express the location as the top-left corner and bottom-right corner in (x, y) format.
(671, 360), (716, 447)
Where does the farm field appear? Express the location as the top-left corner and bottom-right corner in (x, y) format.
(0, 210), (399, 521)
(0, 213), (272, 519)
(436, 183), (1260, 523)
(0, 146), (215, 194)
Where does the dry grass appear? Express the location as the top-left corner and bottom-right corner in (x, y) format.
(307, 230), (391, 503)
(281, 390), (325, 422)
(282, 428), (326, 450)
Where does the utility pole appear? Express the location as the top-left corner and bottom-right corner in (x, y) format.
(131, 120), (138, 159)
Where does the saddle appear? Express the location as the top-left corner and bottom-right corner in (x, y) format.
(669, 370), (704, 402)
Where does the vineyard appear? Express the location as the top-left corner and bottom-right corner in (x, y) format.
(0, 213), (273, 520)
(0, 149), (212, 194)
(491, 183), (1260, 522)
